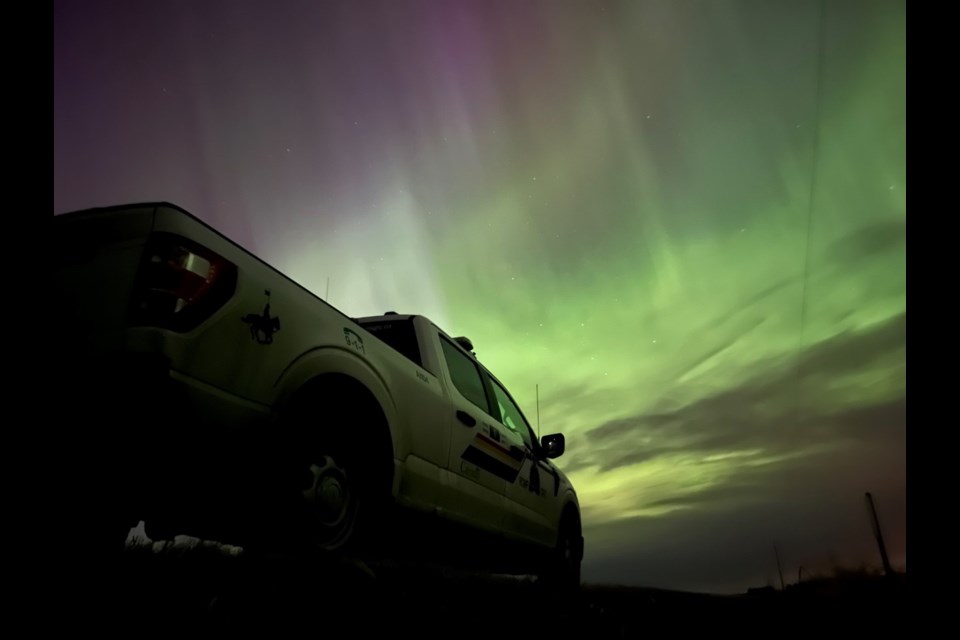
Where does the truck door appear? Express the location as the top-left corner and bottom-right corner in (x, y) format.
(485, 373), (556, 546)
(436, 336), (509, 534)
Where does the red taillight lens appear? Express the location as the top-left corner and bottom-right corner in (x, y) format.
(130, 233), (238, 331)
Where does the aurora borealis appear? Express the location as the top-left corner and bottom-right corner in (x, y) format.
(55, 0), (905, 593)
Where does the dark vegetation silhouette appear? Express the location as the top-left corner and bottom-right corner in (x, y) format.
(94, 532), (904, 633)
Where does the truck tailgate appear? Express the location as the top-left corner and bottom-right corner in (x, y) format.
(53, 205), (156, 356)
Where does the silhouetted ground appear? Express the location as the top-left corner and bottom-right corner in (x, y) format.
(89, 542), (906, 634)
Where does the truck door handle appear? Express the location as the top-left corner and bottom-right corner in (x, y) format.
(456, 410), (476, 427)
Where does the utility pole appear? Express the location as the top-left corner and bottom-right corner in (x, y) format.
(773, 542), (786, 590)
(865, 492), (894, 576)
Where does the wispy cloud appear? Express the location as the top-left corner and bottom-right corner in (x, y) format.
(578, 311), (905, 485)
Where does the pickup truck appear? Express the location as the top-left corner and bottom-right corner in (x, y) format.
(54, 201), (582, 587)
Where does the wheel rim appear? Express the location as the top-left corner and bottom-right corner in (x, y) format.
(562, 535), (574, 562)
(561, 532), (577, 571)
(301, 453), (358, 549)
(559, 525), (581, 583)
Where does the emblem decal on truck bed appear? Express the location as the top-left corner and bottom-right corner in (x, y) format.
(343, 328), (365, 353)
(241, 290), (281, 345)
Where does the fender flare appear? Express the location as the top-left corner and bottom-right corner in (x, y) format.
(271, 346), (410, 477)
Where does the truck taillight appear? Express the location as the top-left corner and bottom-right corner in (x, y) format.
(130, 233), (238, 331)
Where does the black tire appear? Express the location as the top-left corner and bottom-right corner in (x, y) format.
(254, 398), (391, 561)
(294, 447), (365, 553)
(540, 512), (582, 595)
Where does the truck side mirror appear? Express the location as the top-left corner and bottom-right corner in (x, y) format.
(541, 433), (565, 459)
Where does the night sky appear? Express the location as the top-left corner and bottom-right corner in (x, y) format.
(54, 0), (906, 594)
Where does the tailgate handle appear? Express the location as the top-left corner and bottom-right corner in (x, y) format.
(456, 410), (476, 427)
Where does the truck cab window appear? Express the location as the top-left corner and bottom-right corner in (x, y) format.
(358, 319), (423, 367)
(440, 337), (490, 413)
(489, 379), (533, 449)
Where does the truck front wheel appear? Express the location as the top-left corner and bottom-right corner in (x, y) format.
(540, 510), (582, 594)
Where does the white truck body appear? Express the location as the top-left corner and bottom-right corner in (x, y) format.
(54, 202), (581, 578)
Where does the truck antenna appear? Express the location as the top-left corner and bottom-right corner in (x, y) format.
(325, 277), (330, 301)
(536, 383), (541, 440)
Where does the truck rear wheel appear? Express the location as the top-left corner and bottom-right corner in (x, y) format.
(296, 448), (363, 551)
(254, 387), (392, 560)
(286, 436), (389, 560)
